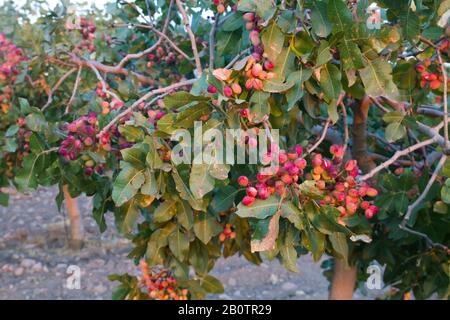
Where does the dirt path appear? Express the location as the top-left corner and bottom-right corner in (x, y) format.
(0, 188), (348, 300)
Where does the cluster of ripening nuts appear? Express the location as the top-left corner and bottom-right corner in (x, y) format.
(243, 12), (267, 62)
(147, 46), (182, 68)
(208, 55), (274, 98)
(1, 119), (32, 178)
(73, 17), (96, 54)
(139, 261), (189, 300)
(94, 82), (125, 115)
(237, 144), (379, 220)
(0, 33), (26, 113)
(416, 56), (450, 91)
(219, 223), (236, 242)
(58, 112), (124, 175)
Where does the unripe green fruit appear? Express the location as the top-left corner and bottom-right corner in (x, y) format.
(85, 160), (95, 167)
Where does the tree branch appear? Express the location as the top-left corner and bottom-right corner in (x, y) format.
(176, 0), (202, 75)
(399, 155), (449, 252)
(96, 78), (197, 138)
(42, 67), (78, 111)
(306, 119), (331, 155)
(85, 61), (123, 105)
(209, 14), (219, 69)
(65, 66), (82, 115)
(358, 137), (438, 182)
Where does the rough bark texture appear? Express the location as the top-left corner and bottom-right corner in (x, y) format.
(329, 96), (376, 300)
(63, 185), (84, 250)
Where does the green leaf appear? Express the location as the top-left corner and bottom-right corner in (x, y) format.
(237, 0), (277, 24)
(310, 1), (332, 38)
(15, 151), (48, 190)
(279, 227), (298, 272)
(112, 164), (145, 206)
(115, 200), (140, 235)
(193, 213), (221, 244)
(5, 125), (19, 137)
(221, 12), (244, 32)
(201, 274), (224, 294)
(433, 201), (448, 214)
(442, 159), (450, 178)
(261, 22), (285, 63)
(285, 68), (312, 111)
(118, 126), (144, 143)
(209, 185), (238, 214)
(329, 232), (349, 262)
(281, 202), (304, 230)
(441, 180), (450, 204)
(175, 103), (210, 129)
(279, 243), (298, 272)
(163, 91), (210, 109)
(271, 46), (296, 82)
(320, 63), (342, 102)
(277, 10), (296, 33)
(141, 169), (157, 196)
(316, 41), (332, 66)
(291, 31), (315, 61)
(249, 91), (270, 123)
(251, 212), (281, 252)
(328, 0), (352, 33)
(156, 113), (176, 134)
(172, 170), (206, 211)
(168, 228), (190, 261)
(236, 196), (280, 219)
(338, 38), (364, 71)
(25, 112), (47, 132)
(177, 200), (194, 230)
(400, 7), (420, 41)
(120, 147), (146, 168)
(383, 111), (404, 123)
(359, 56), (399, 101)
(189, 164), (215, 199)
(153, 199), (177, 224)
(19, 97), (31, 113)
(304, 226), (326, 261)
(385, 122), (406, 142)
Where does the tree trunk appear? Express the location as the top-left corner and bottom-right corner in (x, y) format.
(329, 96), (376, 300)
(63, 185), (84, 250)
(329, 260), (357, 300)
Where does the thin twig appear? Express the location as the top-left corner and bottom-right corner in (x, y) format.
(85, 61), (123, 105)
(112, 23), (194, 62)
(42, 67), (78, 111)
(359, 137), (438, 181)
(65, 66), (82, 115)
(225, 48), (251, 69)
(113, 0), (174, 70)
(209, 14), (219, 69)
(176, 0), (202, 75)
(306, 119), (331, 155)
(369, 96), (389, 113)
(97, 78), (196, 138)
(399, 155), (449, 252)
